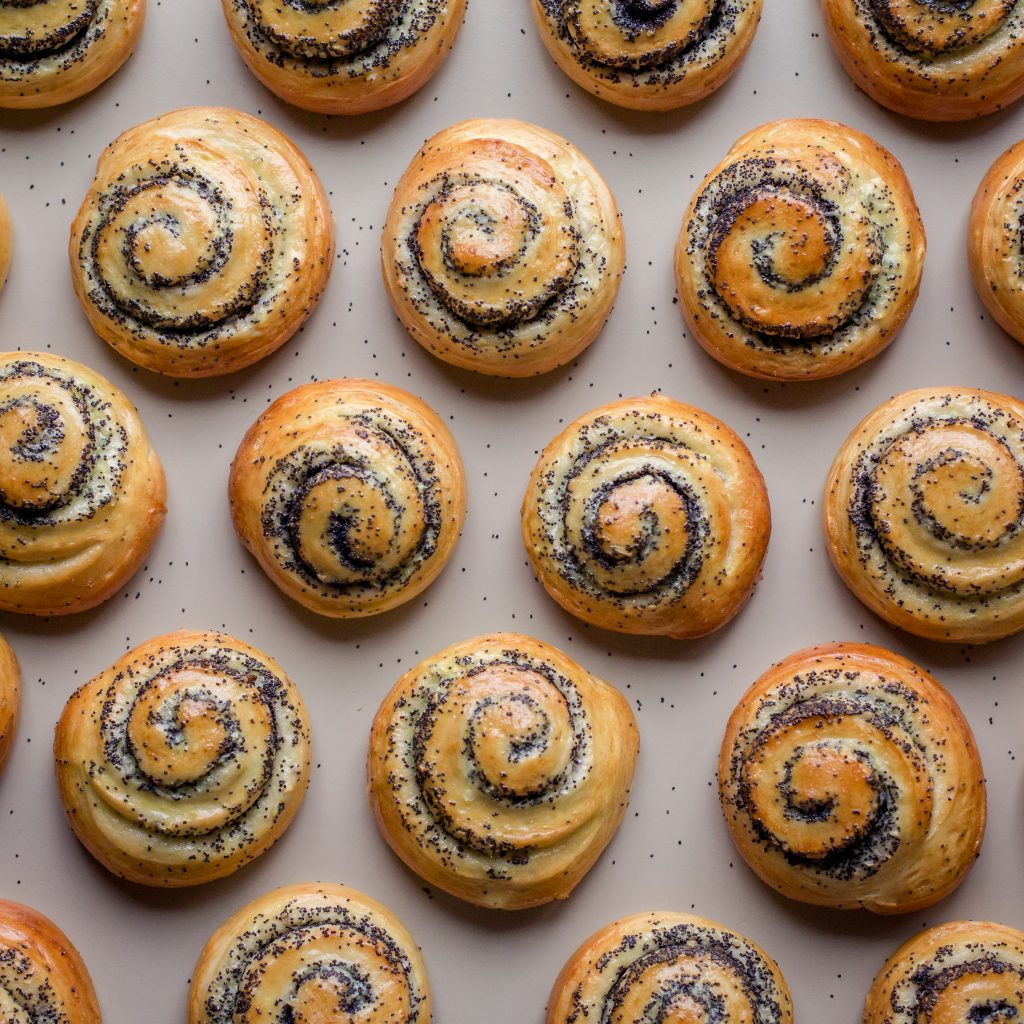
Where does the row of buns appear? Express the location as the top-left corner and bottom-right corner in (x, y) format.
(5, 1), (1024, 122)
(5, 349), (1024, 647)
(8, 886), (1024, 1023)
(0, 107), (1020, 385)
(0, 627), (1009, 1018)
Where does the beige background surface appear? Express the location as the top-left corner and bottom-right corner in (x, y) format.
(0, 1), (1022, 1019)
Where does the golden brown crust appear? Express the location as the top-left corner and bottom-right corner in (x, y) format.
(864, 920), (1024, 1023)
(531, 0), (762, 111)
(69, 106), (334, 378)
(719, 642), (986, 914)
(547, 911), (792, 1023)
(381, 118), (624, 377)
(0, 634), (20, 776)
(0, 899), (101, 1023)
(189, 882), (431, 1024)
(822, 0), (1024, 121)
(0, 0), (144, 109)
(367, 632), (639, 910)
(54, 629), (311, 887)
(229, 378), (466, 618)
(676, 118), (925, 381)
(522, 393), (770, 638)
(0, 351), (165, 617)
(220, 0), (465, 115)
(824, 386), (1024, 642)
(969, 140), (1024, 345)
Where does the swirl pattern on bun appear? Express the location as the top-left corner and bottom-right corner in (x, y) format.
(0, 900), (100, 1023)
(230, 379), (466, 618)
(547, 911), (793, 1023)
(382, 118), (624, 376)
(825, 387), (1024, 642)
(189, 883), (430, 1024)
(221, 0), (466, 114)
(719, 642), (985, 913)
(70, 107), (334, 378)
(676, 119), (925, 380)
(522, 393), (770, 638)
(531, 0), (763, 110)
(821, 0), (1024, 121)
(368, 632), (639, 909)
(0, 351), (165, 616)
(864, 920), (1024, 1023)
(55, 629), (311, 887)
(0, 0), (145, 109)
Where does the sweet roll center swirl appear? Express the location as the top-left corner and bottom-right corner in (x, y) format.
(0, 0), (99, 59)
(563, 0), (715, 70)
(707, 174), (879, 340)
(251, 0), (402, 60)
(868, 421), (1024, 595)
(414, 663), (577, 853)
(869, 0), (1014, 55)
(0, 378), (89, 511)
(92, 154), (274, 333)
(413, 141), (581, 329)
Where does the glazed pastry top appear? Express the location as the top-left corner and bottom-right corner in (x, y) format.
(70, 106), (334, 377)
(55, 629), (311, 886)
(719, 642), (986, 913)
(368, 632), (639, 909)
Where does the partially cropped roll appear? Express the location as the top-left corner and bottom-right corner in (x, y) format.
(547, 911), (793, 1023)
(719, 643), (985, 914)
(0, 351), (165, 616)
(189, 883), (430, 1024)
(382, 118), (624, 376)
(522, 393), (770, 638)
(368, 633), (639, 910)
(0, 900), (100, 1023)
(825, 387), (1024, 642)
(970, 140), (1024, 346)
(822, 0), (1024, 121)
(676, 119), (925, 381)
(230, 379), (466, 617)
(221, 0), (465, 114)
(55, 629), (311, 887)
(70, 106), (334, 378)
(0, 635), (20, 776)
(0, 0), (144, 109)
(531, 0), (762, 111)
(865, 920), (1024, 1023)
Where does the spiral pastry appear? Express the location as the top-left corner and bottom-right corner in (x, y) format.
(0, 351), (165, 617)
(54, 629), (311, 887)
(969, 140), (1024, 347)
(230, 379), (466, 618)
(69, 106), (335, 378)
(531, 0), (762, 111)
(382, 118), (624, 377)
(0, 0), (143, 109)
(676, 119), (925, 381)
(864, 920), (1024, 1023)
(189, 883), (430, 1024)
(719, 643), (985, 913)
(522, 393), (770, 638)
(367, 633), (639, 910)
(221, 0), (466, 115)
(0, 634), (20, 776)
(547, 911), (793, 1023)
(0, 900), (100, 1024)
(825, 387), (1024, 643)
(822, 0), (1024, 121)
